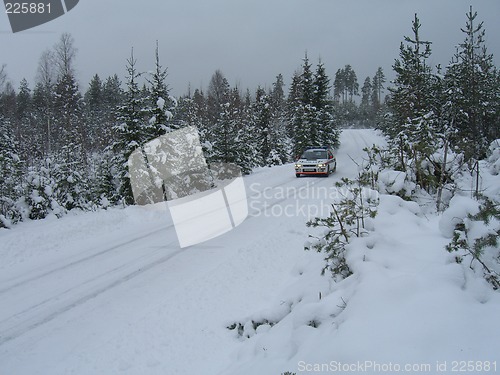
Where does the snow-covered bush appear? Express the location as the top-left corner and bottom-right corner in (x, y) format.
(0, 196), (23, 228)
(488, 139), (500, 175)
(357, 145), (391, 190)
(24, 161), (59, 220)
(445, 196), (500, 290)
(377, 170), (416, 200)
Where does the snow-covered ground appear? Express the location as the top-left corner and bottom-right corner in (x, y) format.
(1, 129), (499, 375)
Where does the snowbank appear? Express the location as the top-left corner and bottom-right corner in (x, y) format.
(221, 192), (500, 375)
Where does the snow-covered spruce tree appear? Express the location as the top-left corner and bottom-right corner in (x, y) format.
(83, 74), (106, 151)
(111, 49), (148, 205)
(252, 86), (273, 166)
(32, 80), (55, 157)
(206, 69), (230, 128)
(249, 81), (288, 168)
(16, 79), (42, 163)
(145, 41), (178, 140)
(313, 60), (339, 148)
(204, 69), (230, 163)
(306, 177), (379, 280)
(384, 14), (443, 193)
(203, 71), (255, 173)
(236, 90), (258, 173)
(52, 72), (93, 210)
(52, 144), (90, 211)
(92, 149), (119, 207)
(288, 53), (319, 156)
(268, 73), (291, 165)
(443, 7), (499, 196)
(0, 115), (23, 227)
(177, 88), (214, 159)
(301, 54), (318, 146)
(101, 74), (124, 146)
(53, 72), (85, 151)
(213, 87), (253, 173)
(0, 82), (16, 127)
(174, 90), (194, 128)
(287, 71), (304, 158)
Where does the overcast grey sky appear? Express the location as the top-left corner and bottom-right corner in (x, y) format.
(1, 0), (499, 97)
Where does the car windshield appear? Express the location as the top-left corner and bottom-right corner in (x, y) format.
(301, 150), (327, 160)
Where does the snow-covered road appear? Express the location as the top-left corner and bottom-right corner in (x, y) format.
(0, 129), (386, 374)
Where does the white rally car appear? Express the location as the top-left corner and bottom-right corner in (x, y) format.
(294, 146), (337, 177)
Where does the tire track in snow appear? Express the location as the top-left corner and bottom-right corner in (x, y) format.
(0, 242), (182, 346)
(0, 225), (173, 295)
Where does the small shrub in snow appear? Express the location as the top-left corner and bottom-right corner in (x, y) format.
(0, 196), (23, 228)
(377, 170), (415, 200)
(227, 319), (277, 339)
(357, 145), (391, 190)
(306, 177), (379, 279)
(488, 139), (500, 175)
(446, 196), (500, 290)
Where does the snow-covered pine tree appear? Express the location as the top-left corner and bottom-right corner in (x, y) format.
(268, 74), (291, 164)
(206, 69), (230, 127)
(92, 149), (119, 207)
(53, 72), (85, 152)
(443, 7), (498, 163)
(287, 71), (303, 157)
(253, 86), (273, 166)
(203, 70), (251, 172)
(212, 86), (248, 171)
(83, 74), (106, 151)
(145, 41), (177, 140)
(32, 61), (55, 157)
(371, 67), (386, 114)
(101, 74), (124, 149)
(300, 54), (317, 146)
(52, 71), (92, 210)
(0, 64), (6, 92)
(332, 65), (359, 126)
(24, 157), (64, 220)
(0, 115), (23, 227)
(235, 88), (258, 173)
(0, 81), (16, 123)
(288, 54), (317, 156)
(16, 79), (41, 163)
(181, 88), (214, 160)
(385, 13), (441, 191)
(344, 65), (359, 103)
(112, 49), (148, 205)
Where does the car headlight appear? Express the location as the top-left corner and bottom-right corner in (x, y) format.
(317, 163), (325, 168)
(295, 164), (302, 168)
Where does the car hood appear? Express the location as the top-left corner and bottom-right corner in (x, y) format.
(296, 158), (328, 163)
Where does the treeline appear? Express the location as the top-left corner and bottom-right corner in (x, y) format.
(1, 35), (385, 227)
(377, 8), (499, 209)
(2, 6), (498, 228)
